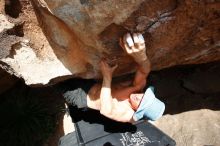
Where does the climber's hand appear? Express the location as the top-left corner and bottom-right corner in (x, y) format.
(120, 33), (147, 64)
(100, 59), (118, 80)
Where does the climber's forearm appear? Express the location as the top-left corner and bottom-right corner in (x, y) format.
(100, 77), (113, 116)
(132, 57), (151, 91)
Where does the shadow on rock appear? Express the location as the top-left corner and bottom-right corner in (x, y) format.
(148, 61), (220, 115)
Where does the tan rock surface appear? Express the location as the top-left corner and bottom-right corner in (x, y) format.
(0, 0), (71, 85)
(155, 110), (220, 146)
(150, 62), (220, 145)
(0, 0), (220, 85)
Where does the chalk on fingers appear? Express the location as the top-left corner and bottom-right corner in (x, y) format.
(133, 33), (139, 44)
(126, 35), (134, 47)
(138, 34), (145, 43)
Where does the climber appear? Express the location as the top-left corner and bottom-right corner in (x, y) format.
(56, 33), (165, 123)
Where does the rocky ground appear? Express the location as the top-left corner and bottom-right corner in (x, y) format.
(151, 61), (220, 146)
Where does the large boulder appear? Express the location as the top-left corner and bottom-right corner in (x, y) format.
(0, 0), (220, 85)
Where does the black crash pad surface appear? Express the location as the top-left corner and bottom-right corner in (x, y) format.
(69, 106), (176, 146)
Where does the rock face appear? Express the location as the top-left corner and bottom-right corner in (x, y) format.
(0, 0), (71, 85)
(151, 62), (220, 145)
(0, 0), (220, 85)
